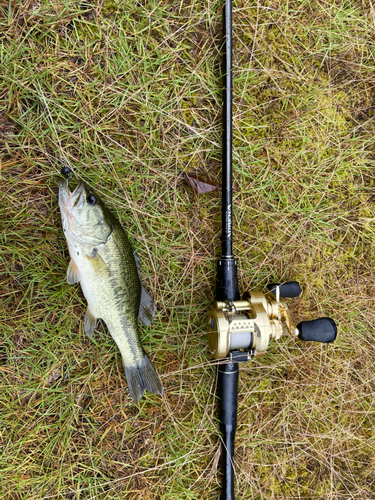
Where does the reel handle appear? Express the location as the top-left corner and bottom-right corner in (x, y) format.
(297, 318), (337, 343)
(266, 281), (302, 298)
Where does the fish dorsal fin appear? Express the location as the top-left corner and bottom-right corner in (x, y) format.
(138, 285), (157, 326)
(132, 248), (156, 325)
(67, 259), (80, 284)
(133, 248), (141, 274)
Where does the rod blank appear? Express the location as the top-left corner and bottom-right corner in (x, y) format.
(221, 0), (233, 259)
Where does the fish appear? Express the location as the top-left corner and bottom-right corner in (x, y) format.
(58, 178), (164, 402)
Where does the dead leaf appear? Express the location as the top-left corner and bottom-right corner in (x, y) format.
(183, 172), (220, 195)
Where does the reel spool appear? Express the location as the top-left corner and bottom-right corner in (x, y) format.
(208, 281), (337, 362)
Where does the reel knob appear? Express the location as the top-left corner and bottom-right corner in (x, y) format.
(297, 318), (337, 343)
(266, 281), (302, 298)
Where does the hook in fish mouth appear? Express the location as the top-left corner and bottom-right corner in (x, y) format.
(71, 182), (85, 209)
(59, 179), (86, 209)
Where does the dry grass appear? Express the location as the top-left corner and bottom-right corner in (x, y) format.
(1, 0), (375, 498)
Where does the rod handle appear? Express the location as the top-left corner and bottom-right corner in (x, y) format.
(218, 362), (239, 500)
(216, 259), (240, 302)
(266, 281), (302, 298)
(297, 318), (337, 343)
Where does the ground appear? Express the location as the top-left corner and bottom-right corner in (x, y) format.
(1, 0), (375, 498)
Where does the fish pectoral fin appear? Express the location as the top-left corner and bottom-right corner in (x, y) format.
(84, 308), (97, 339)
(67, 259), (80, 285)
(138, 286), (157, 326)
(86, 247), (109, 272)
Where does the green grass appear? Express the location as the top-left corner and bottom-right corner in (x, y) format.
(2, 0), (375, 498)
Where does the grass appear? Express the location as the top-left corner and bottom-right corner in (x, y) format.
(1, 0), (375, 498)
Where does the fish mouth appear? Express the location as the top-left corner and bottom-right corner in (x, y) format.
(59, 179), (86, 210)
(58, 179), (87, 240)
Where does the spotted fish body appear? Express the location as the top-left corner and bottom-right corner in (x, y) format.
(59, 179), (163, 402)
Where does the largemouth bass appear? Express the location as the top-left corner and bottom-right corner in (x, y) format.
(59, 179), (164, 402)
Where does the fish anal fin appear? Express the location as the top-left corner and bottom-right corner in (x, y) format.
(138, 286), (157, 326)
(67, 259), (80, 285)
(84, 308), (97, 339)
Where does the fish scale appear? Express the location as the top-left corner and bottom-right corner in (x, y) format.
(59, 179), (163, 402)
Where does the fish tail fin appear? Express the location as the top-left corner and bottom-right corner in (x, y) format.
(124, 355), (164, 403)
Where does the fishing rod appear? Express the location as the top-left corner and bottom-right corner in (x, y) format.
(207, 1), (337, 498)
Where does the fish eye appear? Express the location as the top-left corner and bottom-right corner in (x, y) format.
(87, 195), (97, 206)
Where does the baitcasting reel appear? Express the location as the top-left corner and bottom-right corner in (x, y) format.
(208, 279), (337, 500)
(208, 280), (337, 361)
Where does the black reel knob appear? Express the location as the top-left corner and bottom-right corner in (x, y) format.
(267, 281), (302, 298)
(297, 318), (337, 343)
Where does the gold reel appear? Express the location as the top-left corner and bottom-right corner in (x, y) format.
(207, 285), (300, 360)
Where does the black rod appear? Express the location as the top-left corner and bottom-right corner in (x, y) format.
(218, 362), (239, 500)
(222, 0), (233, 259)
(216, 1), (240, 495)
(216, 0), (239, 302)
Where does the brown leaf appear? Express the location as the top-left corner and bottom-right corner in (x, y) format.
(183, 172), (220, 195)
